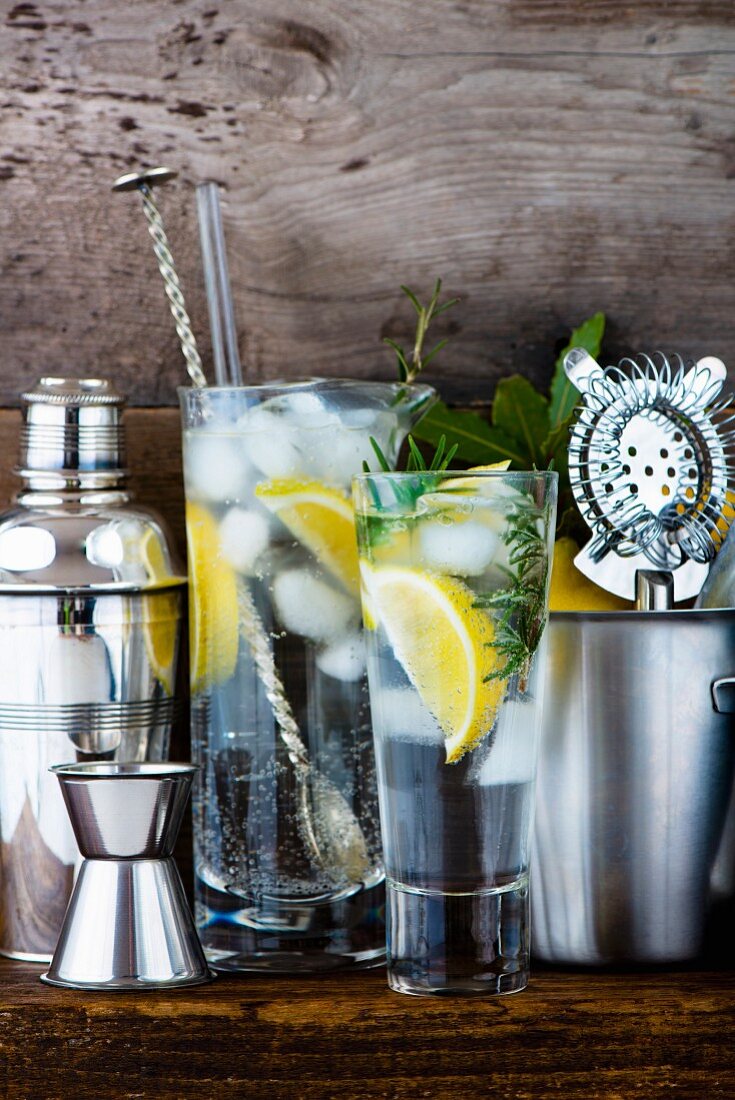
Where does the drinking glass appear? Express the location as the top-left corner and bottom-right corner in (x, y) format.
(180, 379), (434, 971)
(353, 468), (557, 995)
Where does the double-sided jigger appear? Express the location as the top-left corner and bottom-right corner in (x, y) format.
(41, 763), (213, 990)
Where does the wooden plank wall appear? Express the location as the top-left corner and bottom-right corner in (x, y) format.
(0, 0), (733, 409)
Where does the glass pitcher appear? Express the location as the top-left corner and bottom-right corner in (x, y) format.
(180, 379), (435, 971)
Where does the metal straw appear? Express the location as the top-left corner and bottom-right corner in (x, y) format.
(196, 182), (243, 386)
(112, 168), (207, 389)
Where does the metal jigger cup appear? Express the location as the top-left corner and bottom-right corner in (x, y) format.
(41, 762), (214, 990)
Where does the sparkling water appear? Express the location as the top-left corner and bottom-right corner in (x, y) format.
(181, 381), (434, 971)
(354, 471), (557, 995)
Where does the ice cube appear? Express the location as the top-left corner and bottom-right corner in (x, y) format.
(239, 408), (307, 480)
(339, 408), (378, 430)
(184, 431), (254, 503)
(277, 390), (330, 424)
(272, 568), (358, 643)
(371, 687), (444, 745)
(310, 427), (379, 489)
(316, 631), (366, 681)
(470, 699), (540, 786)
(219, 508), (270, 575)
(418, 519), (499, 576)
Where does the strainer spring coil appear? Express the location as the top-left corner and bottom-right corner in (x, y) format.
(566, 350), (735, 568)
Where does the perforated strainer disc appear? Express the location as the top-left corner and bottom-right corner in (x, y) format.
(564, 349), (735, 601)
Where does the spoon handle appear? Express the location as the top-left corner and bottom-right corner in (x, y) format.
(113, 167), (207, 389)
(138, 183), (208, 390)
(236, 581), (310, 770)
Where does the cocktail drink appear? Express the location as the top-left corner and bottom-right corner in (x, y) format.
(353, 469), (557, 995)
(180, 380), (434, 971)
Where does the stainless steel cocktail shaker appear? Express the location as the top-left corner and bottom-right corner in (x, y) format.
(0, 377), (186, 961)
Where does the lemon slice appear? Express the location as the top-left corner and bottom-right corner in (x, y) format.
(141, 591), (180, 694)
(437, 461), (511, 493)
(549, 538), (630, 612)
(137, 529), (180, 694)
(418, 462), (514, 534)
(362, 564), (507, 763)
(255, 479), (359, 595)
(186, 502), (239, 693)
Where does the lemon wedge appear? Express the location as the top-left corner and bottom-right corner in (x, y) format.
(437, 460), (511, 493)
(185, 502), (240, 693)
(255, 479), (360, 595)
(362, 564), (506, 763)
(549, 538), (630, 612)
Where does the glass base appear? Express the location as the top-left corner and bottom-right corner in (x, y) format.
(197, 878), (385, 974)
(386, 876), (529, 997)
(0, 948), (50, 964)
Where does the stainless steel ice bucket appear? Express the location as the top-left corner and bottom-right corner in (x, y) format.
(531, 609), (735, 964)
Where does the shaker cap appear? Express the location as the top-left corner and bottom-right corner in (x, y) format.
(21, 377), (126, 406)
(0, 376), (186, 592)
(19, 375), (127, 486)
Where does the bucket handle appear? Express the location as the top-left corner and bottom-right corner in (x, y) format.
(712, 677), (735, 714)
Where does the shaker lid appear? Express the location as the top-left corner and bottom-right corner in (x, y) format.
(0, 376), (187, 592)
(21, 377), (126, 407)
(19, 375), (127, 487)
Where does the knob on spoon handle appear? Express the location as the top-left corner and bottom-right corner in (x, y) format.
(112, 168), (208, 389)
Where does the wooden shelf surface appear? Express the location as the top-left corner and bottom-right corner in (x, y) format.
(1, 959), (734, 1099)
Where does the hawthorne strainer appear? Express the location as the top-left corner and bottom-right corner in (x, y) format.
(564, 349), (735, 601)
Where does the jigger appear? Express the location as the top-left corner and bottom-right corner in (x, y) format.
(41, 762), (213, 990)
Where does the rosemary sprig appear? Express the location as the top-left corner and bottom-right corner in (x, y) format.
(475, 493), (550, 692)
(361, 434), (459, 509)
(385, 279), (459, 384)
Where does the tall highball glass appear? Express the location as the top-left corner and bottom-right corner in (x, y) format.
(353, 469), (557, 995)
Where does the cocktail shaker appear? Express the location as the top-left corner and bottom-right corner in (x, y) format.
(0, 377), (186, 961)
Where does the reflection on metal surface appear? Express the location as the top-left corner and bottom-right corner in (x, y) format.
(0, 589), (185, 961)
(0, 527), (56, 572)
(532, 611), (735, 964)
(42, 763), (213, 990)
(0, 377), (186, 962)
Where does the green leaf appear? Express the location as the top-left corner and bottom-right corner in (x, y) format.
(491, 375), (550, 469)
(399, 285), (423, 316)
(549, 312), (605, 430)
(407, 435), (427, 471)
(428, 434), (446, 471)
(443, 442), (459, 468)
(422, 338), (448, 368)
(433, 297), (460, 317)
(541, 414), (574, 467)
(413, 400), (528, 467)
(369, 436), (392, 472)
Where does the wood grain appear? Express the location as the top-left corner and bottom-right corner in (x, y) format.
(0, 960), (734, 1099)
(0, 2), (734, 406)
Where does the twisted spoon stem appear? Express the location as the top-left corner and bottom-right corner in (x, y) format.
(236, 582), (310, 771)
(138, 183), (207, 389)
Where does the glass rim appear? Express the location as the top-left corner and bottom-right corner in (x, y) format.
(352, 468), (559, 482)
(177, 378), (437, 398)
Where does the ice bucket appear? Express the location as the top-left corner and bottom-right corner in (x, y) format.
(531, 609), (735, 964)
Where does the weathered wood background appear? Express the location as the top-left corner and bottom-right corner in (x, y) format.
(0, 0), (734, 407)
